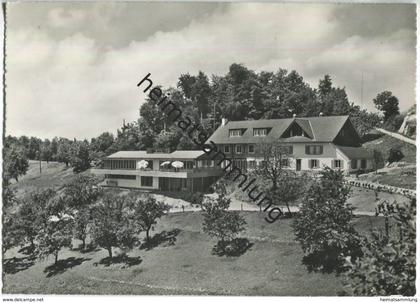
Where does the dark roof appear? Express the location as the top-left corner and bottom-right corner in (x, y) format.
(207, 115), (350, 144)
(107, 150), (205, 160)
(337, 146), (373, 159)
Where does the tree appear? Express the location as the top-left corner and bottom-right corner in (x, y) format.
(64, 175), (102, 249)
(293, 168), (362, 272)
(255, 142), (292, 190)
(202, 183), (247, 252)
(373, 91), (400, 122)
(15, 189), (57, 251)
(3, 211), (24, 254)
(192, 71), (212, 117)
(35, 206), (73, 264)
(70, 140), (91, 173)
(131, 194), (170, 242)
(91, 195), (136, 258)
(40, 139), (54, 163)
(342, 199), (415, 296)
(2, 183), (21, 253)
(90, 132), (115, 155)
(56, 138), (72, 167)
(372, 149), (384, 173)
(317, 74), (333, 98)
(270, 171), (307, 216)
(4, 144), (29, 182)
(177, 73), (196, 99)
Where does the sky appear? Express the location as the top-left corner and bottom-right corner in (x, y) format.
(6, 2), (416, 140)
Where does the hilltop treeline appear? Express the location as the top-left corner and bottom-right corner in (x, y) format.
(5, 63), (403, 177)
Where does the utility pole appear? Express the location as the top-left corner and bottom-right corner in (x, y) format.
(37, 150), (42, 174)
(360, 72), (364, 108)
(213, 102), (216, 131)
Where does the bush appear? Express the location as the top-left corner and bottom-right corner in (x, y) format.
(293, 168), (362, 273)
(202, 183), (247, 254)
(387, 147), (404, 164)
(342, 199), (416, 296)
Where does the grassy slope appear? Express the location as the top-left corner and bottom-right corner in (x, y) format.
(363, 134), (416, 164)
(362, 135), (416, 189)
(10, 161), (86, 198)
(3, 212), (385, 295)
(4, 161), (406, 295)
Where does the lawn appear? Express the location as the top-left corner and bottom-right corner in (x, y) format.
(357, 168), (416, 190)
(10, 160), (91, 198)
(347, 187), (411, 213)
(3, 212), (385, 295)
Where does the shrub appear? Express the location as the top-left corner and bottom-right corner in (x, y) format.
(387, 147), (404, 164)
(293, 168), (362, 272)
(202, 183), (247, 254)
(342, 199), (416, 296)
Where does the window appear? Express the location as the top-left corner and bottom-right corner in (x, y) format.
(105, 174), (136, 180)
(334, 160), (342, 169)
(141, 176), (153, 187)
(286, 145), (293, 155)
(229, 129), (243, 137)
(224, 145), (230, 153)
(309, 159), (319, 169)
(351, 159), (358, 169)
(281, 158), (290, 167)
(248, 145), (255, 153)
(361, 159), (367, 169)
(236, 145), (242, 154)
(253, 128), (268, 137)
(305, 145), (323, 155)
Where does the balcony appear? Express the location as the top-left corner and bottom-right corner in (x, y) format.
(90, 166), (223, 178)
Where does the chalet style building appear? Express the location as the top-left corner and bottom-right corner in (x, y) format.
(90, 150), (222, 191)
(207, 115), (373, 173)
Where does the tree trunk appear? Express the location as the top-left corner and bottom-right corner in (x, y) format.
(29, 238), (35, 252)
(146, 226), (151, 242)
(107, 246), (112, 258)
(285, 201), (291, 215)
(54, 251), (58, 264)
(81, 237), (86, 250)
(14, 176), (18, 182)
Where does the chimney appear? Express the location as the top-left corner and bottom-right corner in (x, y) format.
(221, 118), (228, 126)
(319, 112), (324, 117)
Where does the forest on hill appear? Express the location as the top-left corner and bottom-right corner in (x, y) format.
(4, 63), (404, 178)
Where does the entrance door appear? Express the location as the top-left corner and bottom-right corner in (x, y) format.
(296, 159), (301, 171)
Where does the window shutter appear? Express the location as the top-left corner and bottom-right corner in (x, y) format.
(305, 146), (309, 154)
(331, 159), (335, 168)
(319, 145), (323, 155)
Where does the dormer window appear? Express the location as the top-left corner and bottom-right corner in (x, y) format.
(229, 129), (243, 137)
(253, 128), (269, 137)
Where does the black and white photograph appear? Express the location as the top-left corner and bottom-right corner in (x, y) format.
(1, 1), (417, 299)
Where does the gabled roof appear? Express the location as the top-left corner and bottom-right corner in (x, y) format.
(207, 115), (350, 144)
(107, 150), (205, 160)
(337, 146), (373, 159)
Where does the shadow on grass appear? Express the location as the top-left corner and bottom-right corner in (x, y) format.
(18, 245), (36, 255)
(94, 255), (143, 268)
(140, 228), (181, 251)
(72, 243), (101, 254)
(212, 238), (253, 257)
(3, 255), (37, 274)
(44, 257), (91, 278)
(302, 252), (343, 274)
